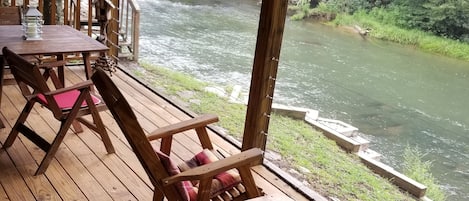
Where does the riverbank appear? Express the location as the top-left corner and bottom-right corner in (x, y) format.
(288, 2), (469, 62)
(124, 60), (416, 201)
(318, 12), (469, 62)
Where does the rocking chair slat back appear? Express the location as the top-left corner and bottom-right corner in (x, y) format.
(92, 69), (263, 201)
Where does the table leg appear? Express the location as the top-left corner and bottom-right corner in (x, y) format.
(57, 54), (65, 87)
(82, 52), (92, 80)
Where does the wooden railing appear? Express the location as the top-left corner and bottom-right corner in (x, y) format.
(118, 0), (140, 61)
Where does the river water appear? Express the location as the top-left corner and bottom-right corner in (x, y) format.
(137, 0), (469, 200)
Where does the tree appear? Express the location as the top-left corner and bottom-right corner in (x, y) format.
(392, 0), (469, 40)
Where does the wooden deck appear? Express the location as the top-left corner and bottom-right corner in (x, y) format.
(0, 65), (313, 200)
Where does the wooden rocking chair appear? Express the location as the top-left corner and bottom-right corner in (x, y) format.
(1, 47), (115, 175)
(91, 69), (264, 201)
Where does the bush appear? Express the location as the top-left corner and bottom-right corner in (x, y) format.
(403, 146), (446, 201)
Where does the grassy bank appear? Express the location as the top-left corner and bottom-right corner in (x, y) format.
(132, 62), (415, 201)
(326, 9), (469, 62)
(289, 2), (469, 62)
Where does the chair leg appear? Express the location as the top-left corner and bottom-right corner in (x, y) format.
(0, 118), (5, 129)
(238, 166), (261, 199)
(94, 113), (115, 154)
(153, 190), (164, 201)
(71, 120), (84, 133)
(198, 178), (213, 200)
(89, 106), (115, 154)
(3, 101), (34, 148)
(35, 117), (75, 175)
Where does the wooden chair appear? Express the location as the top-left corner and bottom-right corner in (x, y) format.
(91, 69), (264, 201)
(0, 6), (21, 25)
(1, 47), (115, 175)
(0, 6), (22, 85)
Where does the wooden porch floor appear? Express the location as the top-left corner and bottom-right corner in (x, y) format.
(0, 65), (314, 200)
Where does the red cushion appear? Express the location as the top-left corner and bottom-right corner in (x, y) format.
(154, 149), (196, 201)
(180, 149), (242, 199)
(37, 89), (101, 110)
(154, 148), (242, 201)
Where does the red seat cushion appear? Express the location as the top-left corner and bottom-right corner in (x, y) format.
(154, 148), (242, 201)
(154, 149), (196, 201)
(37, 89), (101, 110)
(179, 149), (242, 199)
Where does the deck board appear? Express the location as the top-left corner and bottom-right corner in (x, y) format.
(0, 65), (313, 201)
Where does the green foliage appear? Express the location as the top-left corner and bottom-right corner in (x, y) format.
(391, 0), (469, 40)
(367, 6), (400, 26)
(403, 146), (446, 201)
(321, 0), (469, 40)
(332, 10), (469, 61)
(315, 2), (339, 13)
(289, 0), (313, 21)
(295, 0), (310, 7)
(289, 5), (309, 21)
(322, 0), (373, 14)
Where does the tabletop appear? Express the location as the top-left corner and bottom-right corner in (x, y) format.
(0, 25), (108, 56)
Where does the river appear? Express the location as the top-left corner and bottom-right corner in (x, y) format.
(137, 0), (469, 200)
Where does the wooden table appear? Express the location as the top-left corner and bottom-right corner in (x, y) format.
(0, 25), (109, 128)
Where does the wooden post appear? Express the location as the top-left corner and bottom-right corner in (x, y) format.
(86, 0), (91, 36)
(107, 0), (119, 59)
(242, 0), (288, 151)
(74, 0), (80, 29)
(64, 0), (69, 25)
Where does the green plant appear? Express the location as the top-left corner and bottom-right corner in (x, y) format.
(403, 146), (446, 201)
(315, 2), (339, 13)
(289, 0), (312, 21)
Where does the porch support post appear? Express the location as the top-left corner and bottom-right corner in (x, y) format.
(107, 0), (119, 60)
(242, 0), (288, 151)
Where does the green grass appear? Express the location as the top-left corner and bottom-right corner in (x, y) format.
(133, 62), (415, 201)
(330, 9), (469, 61)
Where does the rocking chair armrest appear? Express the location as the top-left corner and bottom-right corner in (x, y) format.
(147, 114), (219, 141)
(43, 80), (94, 96)
(162, 148), (263, 186)
(36, 60), (67, 69)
